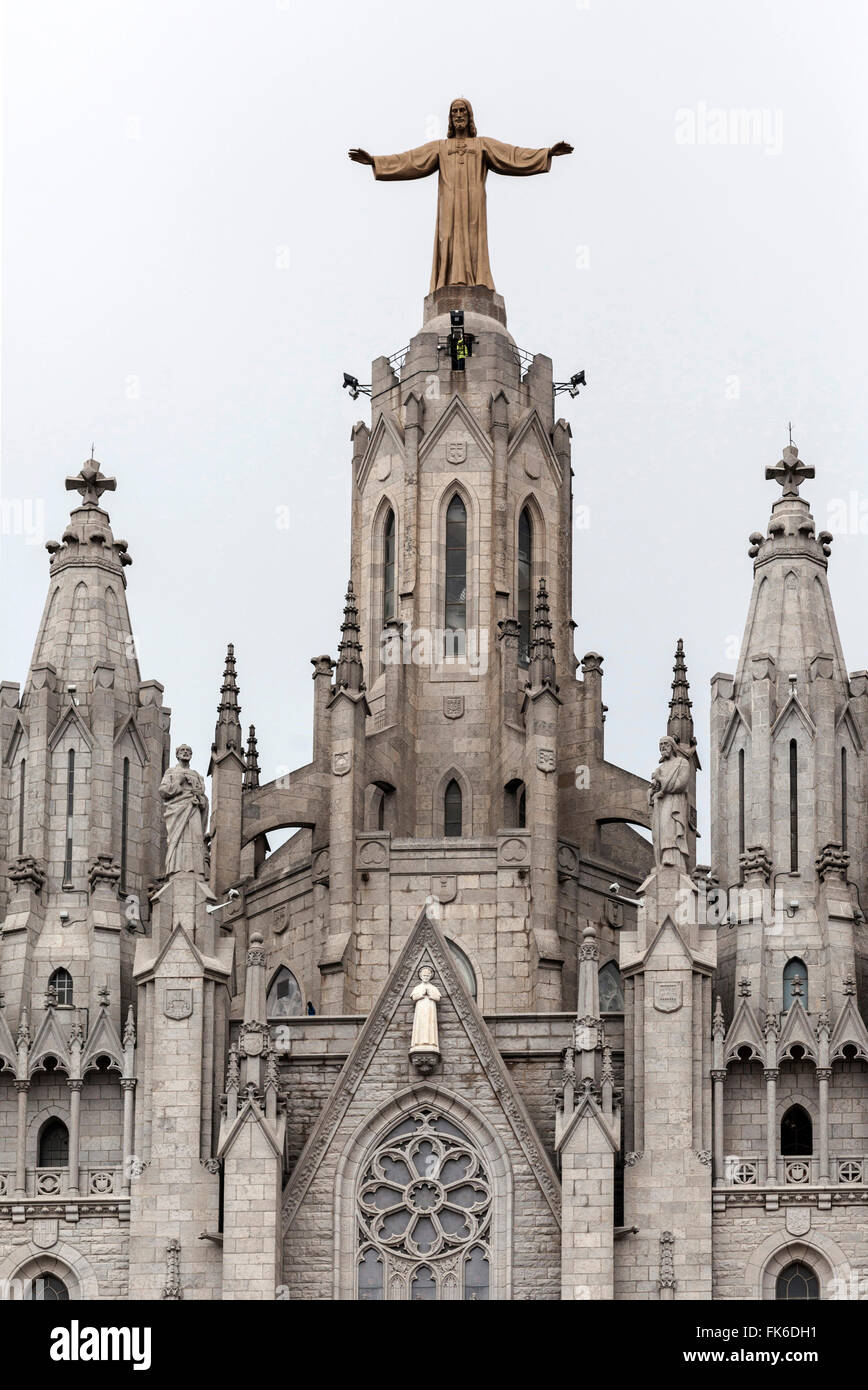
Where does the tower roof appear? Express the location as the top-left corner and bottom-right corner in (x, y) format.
(23, 456), (140, 708)
(733, 439), (847, 702)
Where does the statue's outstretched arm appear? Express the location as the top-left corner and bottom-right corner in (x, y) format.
(483, 137), (573, 176)
(361, 141), (440, 181)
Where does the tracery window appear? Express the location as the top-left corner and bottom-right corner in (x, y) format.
(775, 1261), (819, 1301)
(357, 1106), (491, 1300)
(28, 1274), (69, 1302)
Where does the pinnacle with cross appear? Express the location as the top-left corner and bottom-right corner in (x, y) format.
(764, 442), (814, 499)
(65, 456), (117, 509)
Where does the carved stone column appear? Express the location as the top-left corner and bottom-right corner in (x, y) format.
(711, 1070), (727, 1186)
(764, 1069), (779, 1185)
(121, 1078), (136, 1195)
(816, 1068), (831, 1183)
(67, 1079), (83, 1196)
(14, 1081), (28, 1196)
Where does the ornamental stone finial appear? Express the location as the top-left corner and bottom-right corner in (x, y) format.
(765, 442), (814, 498)
(65, 456), (117, 509)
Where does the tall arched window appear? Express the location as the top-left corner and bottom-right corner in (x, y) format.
(383, 508), (396, 626)
(598, 961), (625, 1012)
(444, 779), (463, 837)
(504, 779), (526, 829)
(517, 507), (532, 667)
(38, 1119), (69, 1168)
(444, 495), (467, 658)
(63, 749), (75, 885)
(783, 957), (808, 1011)
(120, 756), (130, 895)
(789, 738), (799, 872)
(356, 1106), (491, 1300)
(775, 1261), (819, 1301)
(49, 968), (73, 1008)
(18, 759), (25, 856)
(737, 747), (745, 865)
(28, 1274), (70, 1302)
(266, 967), (303, 1018)
(781, 1105), (812, 1156)
(841, 746), (848, 851)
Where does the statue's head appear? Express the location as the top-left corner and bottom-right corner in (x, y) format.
(448, 98), (476, 139)
(176, 744), (193, 766)
(659, 736), (677, 760)
(419, 965), (435, 983)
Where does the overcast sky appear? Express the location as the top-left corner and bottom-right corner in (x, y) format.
(3, 0), (868, 847)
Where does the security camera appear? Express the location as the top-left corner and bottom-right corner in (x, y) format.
(609, 882), (620, 896)
(59, 908), (70, 923)
(227, 888), (240, 901)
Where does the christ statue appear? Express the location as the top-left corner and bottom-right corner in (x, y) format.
(349, 98), (572, 293)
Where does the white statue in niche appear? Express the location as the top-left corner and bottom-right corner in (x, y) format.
(410, 966), (441, 1071)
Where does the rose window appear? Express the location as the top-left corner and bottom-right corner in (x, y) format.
(357, 1108), (492, 1300)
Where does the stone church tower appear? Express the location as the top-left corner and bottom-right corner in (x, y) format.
(1, 284), (866, 1299)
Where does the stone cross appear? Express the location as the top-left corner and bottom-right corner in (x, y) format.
(65, 459), (117, 509)
(764, 443), (814, 498)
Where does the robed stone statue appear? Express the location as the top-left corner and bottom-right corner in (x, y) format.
(649, 736), (690, 872)
(349, 97), (572, 293)
(410, 966), (442, 1058)
(160, 744), (208, 878)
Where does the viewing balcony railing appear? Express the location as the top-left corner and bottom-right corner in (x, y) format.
(723, 1155), (866, 1186)
(0, 1166), (124, 1199)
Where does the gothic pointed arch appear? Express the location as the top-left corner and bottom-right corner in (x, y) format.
(266, 964), (304, 1018)
(432, 480), (479, 664)
(435, 766), (472, 837)
(369, 494), (400, 673)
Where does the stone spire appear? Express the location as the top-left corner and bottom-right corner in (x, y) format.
(334, 581), (365, 694)
(212, 643), (242, 756)
(243, 724), (261, 789)
(734, 439), (845, 700)
(25, 456), (140, 706)
(667, 638), (694, 748)
(528, 578), (557, 691)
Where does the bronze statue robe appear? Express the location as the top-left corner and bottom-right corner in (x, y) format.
(372, 137), (553, 292)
